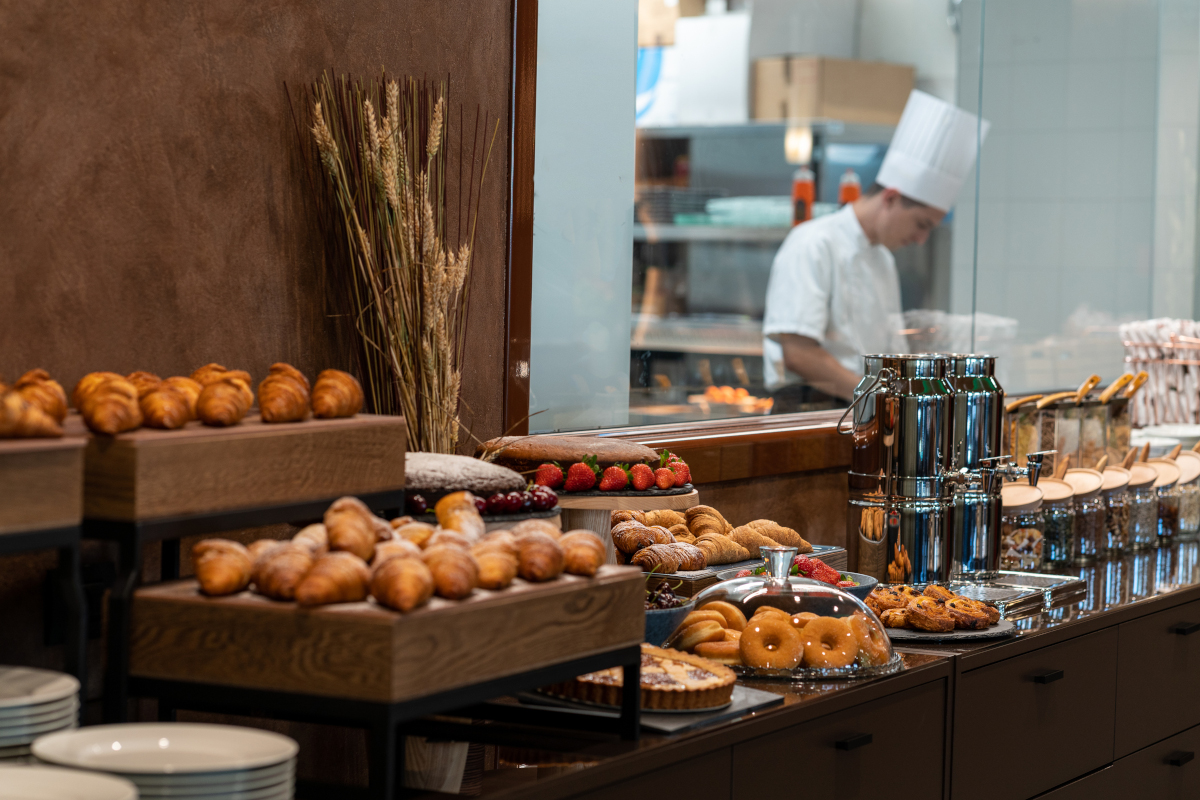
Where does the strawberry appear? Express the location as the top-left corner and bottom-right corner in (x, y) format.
(598, 464), (630, 492)
(668, 459), (691, 487)
(629, 463), (655, 491)
(563, 456), (599, 491)
(794, 556), (840, 585)
(534, 462), (564, 489)
(654, 467), (676, 489)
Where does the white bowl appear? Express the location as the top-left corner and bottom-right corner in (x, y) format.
(0, 668), (79, 709)
(0, 764), (137, 800)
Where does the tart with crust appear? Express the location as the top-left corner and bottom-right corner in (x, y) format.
(545, 644), (736, 710)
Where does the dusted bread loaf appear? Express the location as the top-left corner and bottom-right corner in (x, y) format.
(405, 452), (525, 500)
(477, 435), (659, 473)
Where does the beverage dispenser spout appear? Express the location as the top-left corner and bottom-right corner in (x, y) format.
(978, 451), (1056, 487)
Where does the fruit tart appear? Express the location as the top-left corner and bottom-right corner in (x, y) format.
(545, 644), (736, 711)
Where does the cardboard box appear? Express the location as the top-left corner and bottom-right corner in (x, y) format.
(753, 56), (914, 125)
(638, 0), (706, 47)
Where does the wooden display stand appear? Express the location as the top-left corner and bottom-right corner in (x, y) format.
(558, 489), (700, 563)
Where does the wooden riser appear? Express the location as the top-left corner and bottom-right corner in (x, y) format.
(0, 437), (85, 534)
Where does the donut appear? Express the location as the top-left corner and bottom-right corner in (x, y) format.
(751, 606), (791, 621)
(800, 617), (858, 669)
(681, 610), (728, 629)
(849, 614), (890, 666)
(722, 628), (743, 642)
(668, 620), (726, 651)
(789, 611), (819, 630)
(739, 617), (803, 669)
(694, 640), (743, 665)
(700, 601), (747, 631)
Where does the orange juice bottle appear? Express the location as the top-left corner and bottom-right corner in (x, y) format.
(838, 168), (861, 205)
(791, 165), (815, 225)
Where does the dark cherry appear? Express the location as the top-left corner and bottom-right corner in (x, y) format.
(486, 493), (508, 515)
(504, 491), (525, 513)
(520, 491), (534, 511)
(530, 490), (556, 511)
(472, 496), (487, 514)
(407, 494), (428, 515)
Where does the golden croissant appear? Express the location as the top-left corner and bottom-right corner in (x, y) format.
(14, 369), (68, 423)
(292, 523), (329, 555)
(192, 539), (253, 596)
(311, 369), (363, 418)
(325, 496), (392, 561)
(140, 385), (191, 430)
(0, 390), (62, 438)
(434, 491), (486, 542)
(191, 363), (252, 387)
(196, 377), (253, 426)
(470, 541), (519, 590)
(79, 376), (143, 435)
(515, 531), (565, 582)
(371, 556), (435, 612)
(560, 531), (606, 577)
(372, 538), (423, 567)
(252, 542), (315, 601)
(294, 552), (371, 606)
(72, 371), (124, 409)
(161, 376), (203, 419)
(259, 363), (310, 423)
(422, 543), (479, 599)
(126, 371), (163, 399)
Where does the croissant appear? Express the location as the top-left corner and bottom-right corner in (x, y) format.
(477, 530), (519, 555)
(647, 525), (675, 545)
(191, 363), (252, 387)
(393, 521), (436, 549)
(729, 525), (785, 557)
(252, 542), (315, 601)
(373, 538), (423, 566)
(292, 523), (329, 555)
(422, 543), (479, 599)
(434, 492), (485, 542)
(515, 531), (565, 582)
(196, 377), (253, 426)
(645, 509), (686, 528)
(610, 522), (654, 555)
(509, 519), (563, 540)
(126, 371), (163, 399)
(0, 391), (62, 438)
(427, 529), (475, 550)
(695, 533), (751, 565)
(371, 556), (435, 612)
(325, 496), (391, 560)
(560, 531), (605, 577)
(259, 363), (310, 423)
(161, 376), (203, 419)
(611, 510), (647, 527)
(743, 520), (812, 553)
(140, 385), (191, 430)
(15, 370), (68, 423)
(686, 505), (731, 538)
(668, 541), (706, 571)
(311, 369), (364, 418)
(630, 543), (680, 574)
(389, 515), (414, 529)
(471, 546), (519, 590)
(668, 524), (694, 542)
(294, 552), (371, 606)
(72, 371), (124, 408)
(247, 539), (283, 562)
(79, 376), (142, 435)
(192, 539), (253, 596)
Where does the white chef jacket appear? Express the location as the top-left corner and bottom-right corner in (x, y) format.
(762, 204), (907, 390)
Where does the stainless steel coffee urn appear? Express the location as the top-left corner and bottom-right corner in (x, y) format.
(844, 353), (1046, 584)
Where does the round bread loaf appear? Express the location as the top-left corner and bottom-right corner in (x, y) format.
(477, 435), (659, 472)
(405, 452), (525, 499)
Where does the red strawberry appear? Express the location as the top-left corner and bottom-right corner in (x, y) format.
(654, 467), (676, 490)
(534, 462), (564, 489)
(599, 464), (630, 492)
(629, 463), (655, 491)
(563, 457), (599, 492)
(668, 459), (691, 487)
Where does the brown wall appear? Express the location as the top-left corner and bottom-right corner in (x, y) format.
(0, 0), (512, 447)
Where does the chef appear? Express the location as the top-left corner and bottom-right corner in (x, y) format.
(762, 90), (988, 408)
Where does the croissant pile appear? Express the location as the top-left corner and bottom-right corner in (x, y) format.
(609, 505), (812, 572)
(190, 491), (605, 613)
(1, 369), (68, 438)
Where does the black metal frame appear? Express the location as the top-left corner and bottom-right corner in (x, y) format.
(133, 644), (641, 799)
(0, 526), (88, 702)
(85, 489), (405, 723)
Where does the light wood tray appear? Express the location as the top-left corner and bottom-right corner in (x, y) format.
(129, 565), (644, 703)
(0, 437), (86, 534)
(64, 413), (406, 521)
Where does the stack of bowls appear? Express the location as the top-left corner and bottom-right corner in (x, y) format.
(0, 764), (137, 799)
(0, 666), (80, 764)
(33, 723), (298, 800)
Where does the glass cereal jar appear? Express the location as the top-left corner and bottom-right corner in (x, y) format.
(1128, 464), (1159, 551)
(1101, 467), (1132, 554)
(1064, 469), (1104, 566)
(1001, 483), (1045, 571)
(1037, 478), (1076, 570)
(1174, 452), (1200, 540)
(1151, 460), (1181, 545)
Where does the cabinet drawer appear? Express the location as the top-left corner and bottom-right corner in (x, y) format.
(1082, 722), (1200, 799)
(953, 628), (1117, 800)
(1115, 598), (1200, 756)
(731, 680), (945, 800)
(571, 750), (731, 800)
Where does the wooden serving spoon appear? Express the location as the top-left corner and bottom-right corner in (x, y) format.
(1054, 453), (1073, 479)
(1099, 374), (1135, 404)
(1140, 442), (1151, 463)
(1122, 447), (1139, 469)
(1006, 395), (1043, 413)
(1095, 454), (1109, 471)
(1036, 391), (1078, 410)
(1124, 371), (1149, 398)
(1075, 374), (1102, 404)
(1168, 444), (1183, 460)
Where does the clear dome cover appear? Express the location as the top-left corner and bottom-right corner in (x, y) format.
(675, 547), (900, 680)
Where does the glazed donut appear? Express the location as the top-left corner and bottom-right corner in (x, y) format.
(789, 611), (819, 630)
(700, 601), (747, 631)
(694, 640), (743, 665)
(669, 620), (726, 651)
(751, 606), (791, 621)
(739, 617), (803, 669)
(722, 628), (743, 642)
(681, 609), (728, 629)
(906, 596), (955, 632)
(800, 617), (858, 669)
(849, 614), (890, 666)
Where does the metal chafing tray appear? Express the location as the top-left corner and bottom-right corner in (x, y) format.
(948, 571), (1087, 618)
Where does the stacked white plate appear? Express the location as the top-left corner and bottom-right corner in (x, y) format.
(33, 723), (298, 800)
(0, 666), (80, 764)
(0, 764), (137, 799)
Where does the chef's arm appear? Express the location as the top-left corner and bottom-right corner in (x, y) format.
(773, 334), (860, 401)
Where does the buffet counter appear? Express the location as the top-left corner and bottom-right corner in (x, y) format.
(409, 540), (1200, 800)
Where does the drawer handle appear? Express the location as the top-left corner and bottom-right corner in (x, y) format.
(1171, 622), (1200, 636)
(1167, 751), (1195, 767)
(835, 733), (873, 751)
(1033, 670), (1064, 684)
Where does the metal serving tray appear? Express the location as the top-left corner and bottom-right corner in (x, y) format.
(949, 571), (1087, 618)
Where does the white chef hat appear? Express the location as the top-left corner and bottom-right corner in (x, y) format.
(876, 90), (990, 212)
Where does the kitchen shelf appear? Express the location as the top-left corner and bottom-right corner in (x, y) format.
(634, 223), (791, 244)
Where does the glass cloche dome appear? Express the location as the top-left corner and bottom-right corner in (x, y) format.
(672, 547), (900, 679)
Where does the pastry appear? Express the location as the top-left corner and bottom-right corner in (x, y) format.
(126, 371), (163, 399)
(294, 551), (371, 606)
(435, 491), (486, 542)
(509, 519), (563, 540)
(292, 523), (330, 555)
(371, 556), (435, 612)
(477, 530), (519, 555)
(741, 520), (812, 553)
(422, 543), (479, 599)
(694, 640), (743, 665)
(252, 542), (315, 601)
(393, 521), (437, 549)
(161, 376), (203, 419)
(611, 510), (647, 526)
(471, 545), (519, 590)
(944, 597), (993, 630)
(325, 496), (392, 561)
(515, 530), (565, 581)
(259, 363), (311, 423)
(545, 644), (736, 711)
(427, 529), (475, 550)
(477, 435), (658, 474)
(247, 539), (283, 561)
(667, 620), (725, 651)
(686, 505), (731, 538)
(694, 533), (750, 566)
(739, 617), (803, 669)
(71, 371), (124, 409)
(196, 377), (253, 426)
(798, 617), (858, 669)
(849, 614), (891, 665)
(404, 452), (524, 504)
(0, 390), (62, 438)
(191, 363), (252, 387)
(669, 524), (695, 543)
(140, 385), (191, 429)
(647, 525), (675, 545)
(14, 370), (68, 423)
(311, 369), (364, 418)
(645, 509), (685, 528)
(372, 538), (423, 566)
(79, 376), (142, 435)
(880, 607), (910, 628)
(192, 539), (252, 596)
(906, 596), (955, 633)
(560, 530), (605, 576)
(729, 525), (784, 556)
(630, 543), (680, 573)
(680, 610), (727, 629)
(699, 601), (747, 632)
(611, 522), (654, 554)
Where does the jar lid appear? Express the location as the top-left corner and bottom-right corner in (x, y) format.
(1150, 459), (1181, 488)
(1063, 468), (1103, 499)
(1175, 451), (1200, 484)
(1128, 463), (1158, 488)
(1002, 482), (1043, 512)
(1101, 467), (1131, 493)
(1035, 477), (1075, 504)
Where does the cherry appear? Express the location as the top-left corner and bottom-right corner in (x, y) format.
(472, 495), (487, 514)
(504, 491), (525, 513)
(407, 494), (428, 515)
